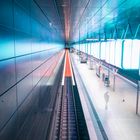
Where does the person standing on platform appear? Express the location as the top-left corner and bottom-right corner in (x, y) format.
(104, 91), (109, 110)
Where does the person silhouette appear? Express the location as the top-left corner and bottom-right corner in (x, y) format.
(104, 91), (109, 110)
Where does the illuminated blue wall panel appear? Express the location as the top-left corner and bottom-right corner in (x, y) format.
(17, 74), (33, 107)
(0, 59), (16, 96)
(14, 2), (31, 34)
(0, 27), (15, 60)
(0, 87), (17, 131)
(16, 55), (32, 81)
(0, 0), (13, 28)
(0, 0), (64, 139)
(15, 32), (32, 56)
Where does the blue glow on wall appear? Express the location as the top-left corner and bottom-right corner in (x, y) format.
(0, 38), (15, 60)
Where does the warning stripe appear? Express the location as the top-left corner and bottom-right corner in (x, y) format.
(62, 49), (75, 85)
(65, 50), (72, 77)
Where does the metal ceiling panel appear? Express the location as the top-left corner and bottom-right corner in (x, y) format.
(18, 0), (140, 41)
(35, 0), (65, 40)
(68, 0), (140, 42)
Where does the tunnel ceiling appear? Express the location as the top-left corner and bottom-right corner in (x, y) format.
(35, 0), (140, 43)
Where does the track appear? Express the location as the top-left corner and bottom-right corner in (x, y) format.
(54, 50), (89, 140)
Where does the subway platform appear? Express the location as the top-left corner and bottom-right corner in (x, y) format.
(71, 52), (140, 140)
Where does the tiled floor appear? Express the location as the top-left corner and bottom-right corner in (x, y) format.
(71, 53), (140, 140)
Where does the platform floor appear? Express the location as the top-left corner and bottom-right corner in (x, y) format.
(71, 53), (140, 140)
